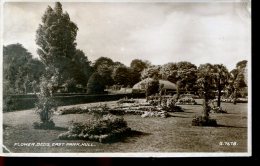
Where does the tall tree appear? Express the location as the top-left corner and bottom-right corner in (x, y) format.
(36, 2), (78, 85)
(213, 64), (230, 107)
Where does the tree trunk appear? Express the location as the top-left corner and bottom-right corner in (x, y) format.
(233, 89), (237, 105)
(217, 86), (221, 107)
(217, 89), (221, 107)
(203, 92), (210, 118)
(176, 81), (180, 100)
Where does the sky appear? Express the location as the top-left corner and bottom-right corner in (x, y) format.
(3, 1), (251, 71)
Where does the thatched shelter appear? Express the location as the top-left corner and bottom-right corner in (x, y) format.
(132, 78), (177, 94)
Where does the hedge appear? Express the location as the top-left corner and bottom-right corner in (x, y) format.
(3, 93), (145, 112)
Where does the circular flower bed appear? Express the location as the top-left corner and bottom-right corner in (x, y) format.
(141, 111), (169, 118)
(58, 114), (131, 143)
(176, 97), (197, 105)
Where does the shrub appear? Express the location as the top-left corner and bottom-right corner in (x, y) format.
(33, 120), (55, 130)
(117, 97), (136, 104)
(146, 79), (159, 97)
(192, 116), (217, 126)
(141, 111), (169, 118)
(58, 107), (89, 115)
(58, 114), (131, 143)
(148, 99), (160, 106)
(68, 122), (85, 134)
(87, 72), (105, 94)
(176, 97), (197, 105)
(162, 98), (183, 112)
(3, 95), (14, 112)
(33, 73), (58, 129)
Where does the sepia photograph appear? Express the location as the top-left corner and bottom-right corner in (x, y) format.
(0, 0), (251, 157)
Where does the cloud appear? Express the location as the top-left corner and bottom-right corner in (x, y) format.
(3, 2), (250, 70)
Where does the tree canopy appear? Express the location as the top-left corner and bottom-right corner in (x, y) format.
(3, 43), (45, 94)
(36, 2), (93, 89)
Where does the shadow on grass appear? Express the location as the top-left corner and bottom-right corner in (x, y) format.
(170, 115), (190, 118)
(106, 130), (151, 144)
(177, 110), (195, 113)
(52, 126), (68, 131)
(35, 126), (68, 131)
(217, 124), (247, 129)
(193, 124), (247, 128)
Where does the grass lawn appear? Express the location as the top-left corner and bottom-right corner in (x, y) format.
(3, 99), (248, 153)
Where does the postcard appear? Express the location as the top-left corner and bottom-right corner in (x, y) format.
(0, 0), (251, 157)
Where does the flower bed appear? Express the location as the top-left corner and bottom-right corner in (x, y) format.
(213, 98), (248, 103)
(57, 107), (89, 115)
(176, 97), (197, 105)
(141, 111), (170, 118)
(58, 114), (131, 143)
(117, 98), (136, 104)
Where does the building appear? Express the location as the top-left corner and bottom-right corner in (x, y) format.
(132, 78), (177, 94)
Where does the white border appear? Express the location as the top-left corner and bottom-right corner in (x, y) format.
(0, 0), (252, 157)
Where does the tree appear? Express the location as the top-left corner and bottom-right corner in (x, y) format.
(213, 64), (230, 107)
(159, 62), (197, 98)
(112, 66), (130, 87)
(70, 49), (93, 87)
(197, 63), (216, 118)
(159, 63), (178, 83)
(93, 57), (114, 70)
(141, 65), (161, 80)
(130, 59), (150, 73)
(87, 72), (105, 94)
(176, 62), (197, 93)
(130, 59), (150, 85)
(228, 60), (247, 103)
(146, 79), (159, 98)
(33, 68), (59, 129)
(236, 60), (247, 69)
(36, 2), (79, 86)
(93, 57), (115, 86)
(3, 43), (44, 94)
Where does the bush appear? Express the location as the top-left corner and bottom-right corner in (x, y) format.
(146, 79), (159, 97)
(192, 116), (217, 126)
(87, 72), (105, 94)
(35, 96), (57, 123)
(117, 97), (136, 104)
(176, 97), (197, 105)
(162, 98), (183, 112)
(33, 120), (55, 130)
(148, 99), (160, 106)
(58, 114), (131, 143)
(58, 107), (89, 115)
(141, 111), (169, 118)
(33, 73), (58, 129)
